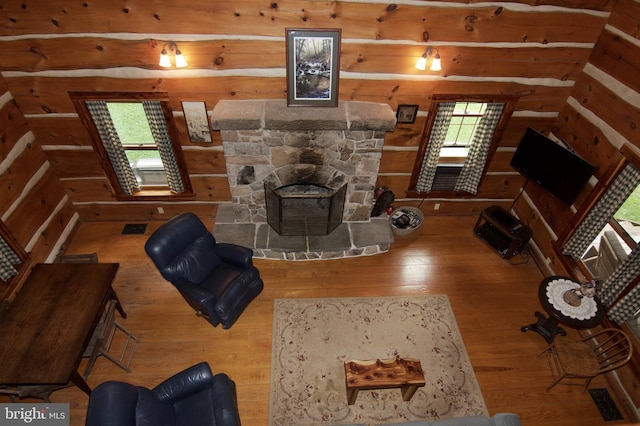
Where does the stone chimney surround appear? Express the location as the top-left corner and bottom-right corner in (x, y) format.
(211, 100), (397, 260)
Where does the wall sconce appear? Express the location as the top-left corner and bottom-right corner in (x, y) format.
(415, 47), (441, 72)
(159, 42), (188, 68)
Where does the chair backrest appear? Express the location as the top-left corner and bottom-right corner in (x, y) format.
(145, 213), (221, 284)
(584, 328), (632, 374)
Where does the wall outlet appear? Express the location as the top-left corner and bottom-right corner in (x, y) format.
(157, 207), (164, 214)
(434, 203), (440, 210)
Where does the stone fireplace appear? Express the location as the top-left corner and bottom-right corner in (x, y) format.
(210, 100), (397, 260)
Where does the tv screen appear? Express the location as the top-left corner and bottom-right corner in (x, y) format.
(510, 127), (596, 205)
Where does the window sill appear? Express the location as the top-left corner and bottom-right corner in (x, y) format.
(116, 190), (195, 201)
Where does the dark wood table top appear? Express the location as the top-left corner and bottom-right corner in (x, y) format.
(538, 275), (605, 330)
(0, 262), (119, 385)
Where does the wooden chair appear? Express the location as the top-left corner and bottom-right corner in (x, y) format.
(54, 252), (140, 378)
(539, 328), (632, 392)
(82, 300), (140, 380)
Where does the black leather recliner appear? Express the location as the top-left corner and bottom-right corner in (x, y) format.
(85, 362), (241, 426)
(145, 212), (263, 329)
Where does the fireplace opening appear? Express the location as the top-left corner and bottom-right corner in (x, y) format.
(265, 183), (347, 236)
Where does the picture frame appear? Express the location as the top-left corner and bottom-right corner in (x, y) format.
(286, 28), (341, 107)
(182, 101), (212, 143)
(396, 104), (419, 124)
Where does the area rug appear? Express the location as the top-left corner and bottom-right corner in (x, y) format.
(269, 295), (488, 425)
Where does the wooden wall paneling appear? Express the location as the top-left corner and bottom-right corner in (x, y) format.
(60, 178), (115, 203)
(555, 104), (621, 179)
(570, 73), (640, 151)
(190, 176), (232, 201)
(0, 145), (48, 215)
(73, 202), (219, 222)
(485, 150), (518, 172)
(435, 46), (591, 80)
(28, 117), (93, 147)
(183, 148), (227, 175)
(523, 181), (578, 235)
(4, 168), (67, 247)
(589, 30), (640, 95)
(0, 98), (31, 160)
(607, 0), (640, 39)
(3, 77), (287, 114)
(474, 174), (524, 199)
(44, 150), (104, 178)
(0, 2), (610, 41)
(0, 39), (590, 79)
(512, 198), (569, 275)
(501, 117), (556, 147)
(2, 76), (575, 116)
(379, 150), (419, 173)
(26, 201), (77, 261)
(384, 119), (426, 147)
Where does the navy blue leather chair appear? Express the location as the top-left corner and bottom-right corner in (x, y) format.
(145, 213), (263, 329)
(85, 362), (241, 426)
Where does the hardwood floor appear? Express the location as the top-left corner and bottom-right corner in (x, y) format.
(6, 215), (629, 425)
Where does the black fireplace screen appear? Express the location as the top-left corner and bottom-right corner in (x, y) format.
(265, 183), (347, 236)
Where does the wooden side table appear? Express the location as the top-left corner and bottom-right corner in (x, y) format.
(344, 356), (425, 405)
(521, 276), (605, 343)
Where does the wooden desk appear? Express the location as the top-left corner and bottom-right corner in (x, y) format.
(0, 263), (123, 395)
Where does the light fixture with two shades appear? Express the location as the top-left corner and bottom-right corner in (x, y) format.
(159, 42), (188, 68)
(415, 46), (442, 72)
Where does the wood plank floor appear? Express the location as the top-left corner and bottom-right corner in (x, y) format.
(6, 215), (630, 425)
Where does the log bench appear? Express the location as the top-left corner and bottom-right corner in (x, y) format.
(344, 356), (426, 405)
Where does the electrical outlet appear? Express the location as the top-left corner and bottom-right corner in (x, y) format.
(434, 203), (440, 210)
(157, 207), (164, 214)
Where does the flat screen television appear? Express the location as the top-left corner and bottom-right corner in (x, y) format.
(510, 127), (596, 205)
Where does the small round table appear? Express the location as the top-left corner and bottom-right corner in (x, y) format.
(521, 276), (605, 343)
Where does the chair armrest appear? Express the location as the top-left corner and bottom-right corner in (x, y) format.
(216, 243), (254, 267)
(85, 382), (140, 426)
(173, 279), (217, 303)
(152, 362), (215, 403)
(211, 373), (242, 426)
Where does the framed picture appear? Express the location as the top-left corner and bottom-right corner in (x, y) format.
(286, 28), (341, 107)
(182, 101), (212, 143)
(396, 104), (419, 124)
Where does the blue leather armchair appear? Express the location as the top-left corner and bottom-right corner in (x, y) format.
(85, 362), (241, 426)
(145, 212), (264, 329)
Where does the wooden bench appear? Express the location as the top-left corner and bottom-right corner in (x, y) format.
(344, 356), (426, 405)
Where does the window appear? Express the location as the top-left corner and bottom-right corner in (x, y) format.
(408, 95), (516, 196)
(443, 102), (488, 151)
(562, 147), (640, 338)
(70, 92), (193, 200)
(0, 220), (30, 303)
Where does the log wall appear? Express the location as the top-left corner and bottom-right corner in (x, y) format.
(0, 0), (613, 221)
(0, 76), (77, 299)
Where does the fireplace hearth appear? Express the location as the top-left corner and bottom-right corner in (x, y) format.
(211, 99), (397, 259)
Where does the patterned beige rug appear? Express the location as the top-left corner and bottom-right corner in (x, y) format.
(269, 296), (488, 426)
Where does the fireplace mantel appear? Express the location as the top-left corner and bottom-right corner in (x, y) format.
(211, 99), (396, 132)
